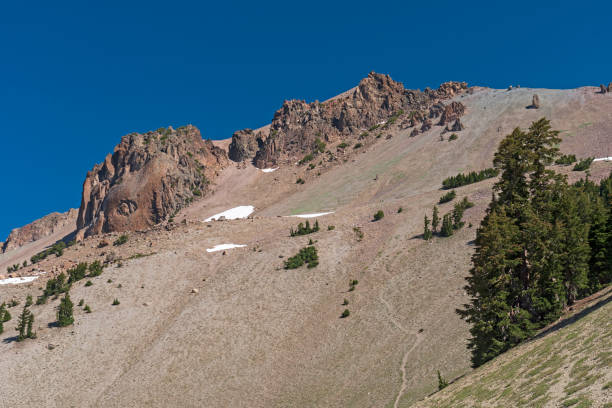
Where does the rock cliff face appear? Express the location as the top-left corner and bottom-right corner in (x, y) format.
(1, 209), (78, 253)
(76, 125), (228, 238)
(228, 72), (467, 167)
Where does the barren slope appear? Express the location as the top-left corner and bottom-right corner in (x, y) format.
(0, 85), (611, 408)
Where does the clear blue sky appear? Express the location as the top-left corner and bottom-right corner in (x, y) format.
(1, 0), (610, 240)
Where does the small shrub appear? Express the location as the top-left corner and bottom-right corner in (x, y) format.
(397, 207), (403, 213)
(88, 260), (103, 277)
(439, 190), (456, 204)
(84, 305), (92, 313)
(78, 299), (84, 306)
(98, 240), (109, 248)
(342, 299), (349, 305)
(353, 227), (364, 241)
(314, 138), (326, 153)
(107, 279), (113, 283)
(353, 143), (363, 149)
(67, 262), (88, 283)
(308, 163), (315, 170)
(341, 309), (350, 318)
(373, 210), (384, 221)
(337, 142), (349, 149)
(437, 371), (449, 390)
(25, 295), (33, 307)
(117, 284), (122, 288)
(448, 133), (458, 141)
(299, 153), (314, 165)
(327, 225), (335, 231)
(296, 178), (305, 184)
(573, 157), (594, 171)
(192, 188), (202, 197)
(113, 234), (128, 246)
(112, 298), (120, 306)
(85, 280), (93, 287)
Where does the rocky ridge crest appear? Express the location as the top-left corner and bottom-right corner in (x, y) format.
(228, 72), (468, 167)
(1, 209), (78, 253)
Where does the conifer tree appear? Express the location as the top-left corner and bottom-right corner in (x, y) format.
(57, 292), (74, 327)
(26, 312), (35, 339)
(15, 306), (31, 341)
(432, 206), (440, 233)
(423, 215), (432, 240)
(441, 214), (454, 237)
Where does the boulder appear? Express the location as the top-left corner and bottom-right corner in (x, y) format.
(600, 84), (607, 94)
(532, 94), (540, 109)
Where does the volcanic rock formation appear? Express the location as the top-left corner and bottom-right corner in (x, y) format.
(76, 125), (228, 238)
(228, 128), (265, 162)
(1, 209), (78, 253)
(228, 72), (467, 168)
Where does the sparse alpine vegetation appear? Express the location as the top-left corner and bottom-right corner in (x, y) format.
(290, 220), (320, 237)
(284, 246), (319, 269)
(572, 157), (594, 171)
(442, 168), (498, 189)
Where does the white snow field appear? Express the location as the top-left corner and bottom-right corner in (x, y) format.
(593, 157), (612, 162)
(0, 276), (39, 285)
(206, 244), (247, 253)
(204, 205), (255, 222)
(289, 212), (334, 218)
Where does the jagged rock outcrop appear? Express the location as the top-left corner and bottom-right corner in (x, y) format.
(228, 129), (265, 162)
(1, 209), (78, 253)
(438, 101), (466, 127)
(600, 84), (608, 94)
(608, 83), (612, 93)
(76, 125), (228, 239)
(532, 94), (541, 109)
(231, 72), (467, 167)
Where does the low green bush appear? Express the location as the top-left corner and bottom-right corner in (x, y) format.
(284, 246), (319, 269)
(113, 234), (128, 246)
(373, 210), (384, 221)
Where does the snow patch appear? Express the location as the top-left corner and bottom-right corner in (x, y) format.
(593, 157), (612, 162)
(261, 168), (278, 173)
(0, 276), (39, 285)
(289, 212), (334, 218)
(206, 244), (247, 253)
(204, 206), (254, 222)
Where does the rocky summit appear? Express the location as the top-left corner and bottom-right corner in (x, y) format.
(228, 72), (468, 167)
(76, 125), (228, 239)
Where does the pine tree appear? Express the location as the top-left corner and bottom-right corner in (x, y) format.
(441, 214), (454, 237)
(432, 206), (440, 233)
(26, 312), (35, 339)
(57, 292), (74, 327)
(15, 306), (31, 341)
(423, 215), (432, 240)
